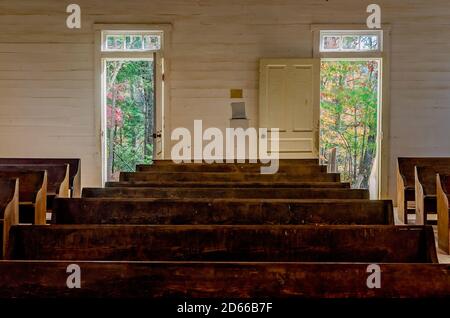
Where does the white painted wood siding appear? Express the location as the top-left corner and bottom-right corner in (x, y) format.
(0, 0), (449, 199)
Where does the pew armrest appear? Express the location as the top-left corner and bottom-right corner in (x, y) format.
(2, 179), (19, 258)
(437, 174), (450, 254)
(34, 172), (47, 225)
(72, 167), (81, 198)
(397, 168), (407, 223)
(415, 167), (426, 225)
(58, 164), (70, 198)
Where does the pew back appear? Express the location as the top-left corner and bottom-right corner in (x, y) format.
(137, 163), (326, 174)
(0, 262), (448, 298)
(0, 158), (81, 197)
(397, 157), (450, 223)
(0, 170), (47, 225)
(52, 198), (394, 225)
(398, 157), (450, 188)
(150, 159), (319, 165)
(438, 174), (450, 195)
(6, 225), (437, 263)
(0, 164), (69, 197)
(82, 187), (370, 200)
(120, 171), (341, 183)
(416, 165), (450, 196)
(105, 181), (350, 189)
(415, 165), (450, 225)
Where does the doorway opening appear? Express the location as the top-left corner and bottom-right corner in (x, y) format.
(320, 59), (382, 194)
(105, 59), (155, 181)
(96, 27), (166, 183)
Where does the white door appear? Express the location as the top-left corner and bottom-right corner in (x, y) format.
(259, 59), (320, 159)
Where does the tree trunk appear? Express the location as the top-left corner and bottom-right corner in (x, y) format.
(107, 91), (116, 181)
(106, 61), (123, 181)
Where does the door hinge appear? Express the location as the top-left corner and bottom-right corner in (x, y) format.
(162, 73), (165, 81)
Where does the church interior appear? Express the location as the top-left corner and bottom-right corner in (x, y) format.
(0, 0), (449, 311)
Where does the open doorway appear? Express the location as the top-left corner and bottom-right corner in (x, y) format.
(320, 59), (382, 194)
(105, 59), (155, 181)
(95, 27), (166, 183)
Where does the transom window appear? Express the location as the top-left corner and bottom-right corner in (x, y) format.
(102, 31), (162, 52)
(320, 30), (382, 53)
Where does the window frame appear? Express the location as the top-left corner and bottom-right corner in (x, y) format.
(102, 30), (164, 52)
(319, 30), (383, 53)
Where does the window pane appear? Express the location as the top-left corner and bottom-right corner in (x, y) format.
(360, 35), (379, 50)
(342, 36), (360, 50)
(106, 35), (125, 50)
(144, 35), (161, 50)
(126, 35), (143, 50)
(320, 31), (382, 53)
(103, 32), (162, 52)
(323, 36), (341, 50)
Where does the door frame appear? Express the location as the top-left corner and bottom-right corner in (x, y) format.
(94, 23), (172, 185)
(311, 24), (391, 199)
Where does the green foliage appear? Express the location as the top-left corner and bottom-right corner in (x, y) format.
(106, 60), (154, 179)
(320, 60), (379, 188)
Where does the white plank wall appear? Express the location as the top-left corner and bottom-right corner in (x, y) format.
(1, 0), (450, 199)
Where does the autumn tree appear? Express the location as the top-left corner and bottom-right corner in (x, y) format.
(106, 60), (154, 180)
(320, 60), (379, 188)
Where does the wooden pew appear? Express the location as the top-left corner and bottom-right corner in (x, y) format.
(0, 171), (47, 224)
(0, 164), (70, 210)
(0, 261), (448, 298)
(120, 171), (341, 183)
(105, 181), (350, 189)
(415, 165), (450, 225)
(397, 157), (450, 223)
(437, 174), (450, 254)
(0, 158), (81, 197)
(6, 225), (436, 263)
(0, 178), (19, 258)
(52, 198), (394, 225)
(136, 162), (326, 174)
(82, 187), (369, 200)
(150, 158), (319, 165)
